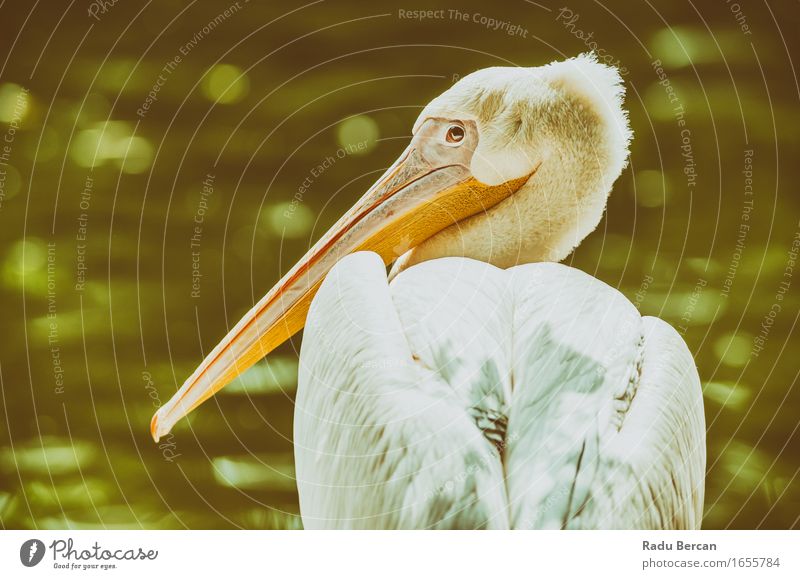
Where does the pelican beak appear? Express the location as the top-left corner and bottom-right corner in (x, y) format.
(151, 118), (533, 442)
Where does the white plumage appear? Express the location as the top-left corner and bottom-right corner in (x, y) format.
(295, 252), (705, 529)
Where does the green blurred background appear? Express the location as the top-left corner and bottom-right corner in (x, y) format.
(0, 0), (798, 529)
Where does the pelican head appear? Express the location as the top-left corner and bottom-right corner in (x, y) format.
(151, 53), (632, 441)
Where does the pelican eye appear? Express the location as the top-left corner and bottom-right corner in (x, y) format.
(445, 123), (465, 145)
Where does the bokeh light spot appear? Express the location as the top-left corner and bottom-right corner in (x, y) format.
(70, 121), (152, 172)
(3, 238), (46, 287)
(713, 331), (753, 368)
(650, 26), (718, 68)
(202, 64), (249, 104)
(0, 83), (30, 124)
(226, 356), (299, 395)
(336, 115), (378, 155)
(212, 454), (296, 491)
(0, 437), (96, 476)
(633, 169), (668, 208)
(262, 201), (314, 238)
(0, 164), (22, 202)
(703, 381), (750, 410)
(114, 135), (154, 174)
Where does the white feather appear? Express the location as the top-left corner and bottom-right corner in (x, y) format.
(295, 252), (705, 529)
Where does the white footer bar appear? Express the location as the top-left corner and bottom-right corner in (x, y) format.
(1, 530), (797, 578)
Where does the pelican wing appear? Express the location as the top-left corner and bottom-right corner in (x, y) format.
(295, 252), (705, 529)
(295, 252), (509, 529)
(504, 263), (705, 529)
(573, 315), (706, 529)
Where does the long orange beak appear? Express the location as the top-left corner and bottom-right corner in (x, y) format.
(151, 118), (533, 442)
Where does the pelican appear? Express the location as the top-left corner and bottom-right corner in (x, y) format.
(151, 54), (706, 529)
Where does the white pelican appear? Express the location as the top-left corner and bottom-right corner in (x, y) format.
(151, 54), (706, 529)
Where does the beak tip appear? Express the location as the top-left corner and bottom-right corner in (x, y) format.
(150, 410), (164, 443)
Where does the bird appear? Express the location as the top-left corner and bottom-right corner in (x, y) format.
(150, 53), (706, 529)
